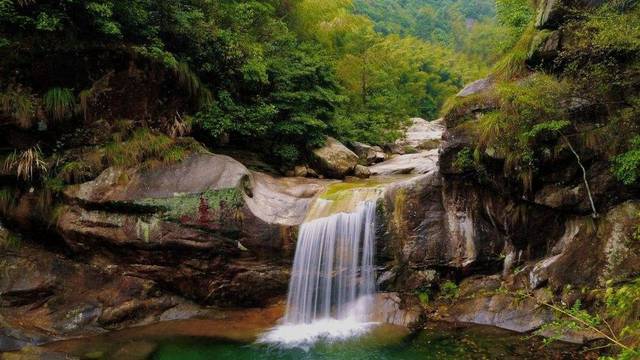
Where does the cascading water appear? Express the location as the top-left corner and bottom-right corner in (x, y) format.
(259, 187), (382, 348)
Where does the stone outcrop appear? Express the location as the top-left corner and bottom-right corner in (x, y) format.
(54, 153), (328, 308)
(0, 242), (199, 351)
(311, 137), (359, 178)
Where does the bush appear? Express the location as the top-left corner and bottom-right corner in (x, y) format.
(613, 136), (640, 185)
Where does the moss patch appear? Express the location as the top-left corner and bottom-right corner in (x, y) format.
(136, 188), (244, 221)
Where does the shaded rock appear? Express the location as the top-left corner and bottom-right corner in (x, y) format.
(458, 275), (502, 299)
(354, 165), (371, 179)
(311, 137), (358, 179)
(529, 201), (640, 290)
(0, 255), (56, 306)
(528, 30), (561, 66)
(405, 270), (439, 291)
(536, 0), (564, 29)
(0, 243), (196, 352)
(536, 0), (605, 29)
(292, 165), (319, 178)
(351, 142), (386, 165)
(376, 269), (398, 290)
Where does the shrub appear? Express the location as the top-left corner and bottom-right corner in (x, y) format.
(453, 147), (475, 172)
(272, 144), (300, 168)
(102, 127), (200, 169)
(440, 280), (459, 301)
(613, 136), (640, 185)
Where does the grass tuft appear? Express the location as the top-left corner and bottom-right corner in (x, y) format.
(43, 87), (75, 122)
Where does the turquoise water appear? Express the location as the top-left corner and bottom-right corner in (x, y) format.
(149, 329), (577, 360)
(42, 320), (582, 359)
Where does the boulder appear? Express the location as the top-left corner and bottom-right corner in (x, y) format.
(443, 293), (554, 333)
(457, 78), (494, 97)
(369, 149), (439, 176)
(371, 292), (422, 327)
(311, 137), (358, 178)
(351, 142), (387, 165)
(354, 164), (371, 179)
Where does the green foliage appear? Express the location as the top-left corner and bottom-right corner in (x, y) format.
(453, 147), (475, 172)
(418, 291), (430, 305)
(493, 24), (536, 80)
(495, 0), (533, 30)
(440, 280), (459, 301)
(42, 87), (75, 122)
(614, 137), (640, 185)
(0, 231), (21, 250)
(56, 161), (94, 184)
(537, 300), (602, 344)
(463, 74), (571, 190)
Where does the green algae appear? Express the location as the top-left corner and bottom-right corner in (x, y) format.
(320, 177), (402, 201)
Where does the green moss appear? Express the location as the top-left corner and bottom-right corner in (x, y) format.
(136, 188), (244, 221)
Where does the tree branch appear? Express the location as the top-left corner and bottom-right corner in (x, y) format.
(560, 133), (598, 218)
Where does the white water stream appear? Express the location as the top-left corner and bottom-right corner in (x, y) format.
(260, 190), (381, 348)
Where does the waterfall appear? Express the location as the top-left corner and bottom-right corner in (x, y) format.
(259, 188), (381, 347)
(285, 200), (376, 324)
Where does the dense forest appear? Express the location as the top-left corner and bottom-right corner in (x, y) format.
(0, 0), (526, 171)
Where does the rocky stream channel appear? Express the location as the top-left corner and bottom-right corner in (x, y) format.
(1, 111), (638, 358)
